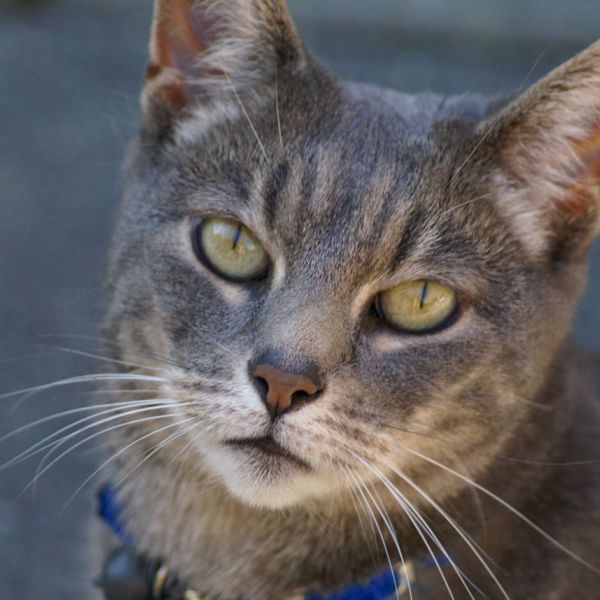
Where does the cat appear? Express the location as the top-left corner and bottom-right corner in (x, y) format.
(94, 1), (600, 598)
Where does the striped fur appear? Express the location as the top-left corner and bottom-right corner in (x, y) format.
(102, 2), (600, 598)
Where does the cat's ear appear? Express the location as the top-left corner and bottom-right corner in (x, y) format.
(142, 0), (305, 124)
(488, 40), (600, 258)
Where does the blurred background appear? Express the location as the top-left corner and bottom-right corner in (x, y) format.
(0, 0), (598, 597)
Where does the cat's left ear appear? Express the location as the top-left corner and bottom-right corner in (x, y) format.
(488, 40), (600, 258)
(142, 0), (305, 125)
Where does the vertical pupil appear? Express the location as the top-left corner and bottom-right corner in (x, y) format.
(231, 224), (243, 251)
(419, 281), (429, 309)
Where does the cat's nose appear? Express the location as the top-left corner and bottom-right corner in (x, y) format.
(251, 363), (322, 419)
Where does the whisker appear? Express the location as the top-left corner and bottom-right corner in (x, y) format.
(439, 191), (500, 217)
(275, 63), (283, 150)
(345, 468), (401, 600)
(2, 402), (189, 472)
(349, 454), (461, 600)
(0, 373), (167, 401)
(115, 420), (199, 488)
(35, 334), (182, 368)
(225, 74), (269, 162)
(359, 475), (414, 600)
(398, 445), (600, 575)
(365, 484), (413, 600)
(0, 399), (174, 444)
(450, 48), (547, 182)
(398, 497), (461, 600)
(341, 471), (379, 571)
(380, 423), (488, 543)
(168, 425), (204, 474)
(496, 454), (600, 467)
(389, 482), (479, 600)
(33, 403), (192, 477)
(60, 417), (197, 512)
(382, 459), (504, 599)
(82, 388), (165, 397)
(33, 344), (165, 374)
(16, 413), (186, 502)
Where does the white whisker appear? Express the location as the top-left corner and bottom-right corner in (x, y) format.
(0, 373), (167, 401)
(2, 402), (189, 472)
(35, 333), (181, 368)
(345, 468), (401, 600)
(349, 454), (460, 600)
(16, 413), (186, 502)
(0, 399), (174, 444)
(399, 445), (600, 575)
(168, 426), (204, 475)
(361, 477), (414, 600)
(33, 403), (192, 477)
(371, 456), (508, 599)
(225, 74), (269, 162)
(383, 424), (489, 546)
(439, 191), (499, 217)
(37, 344), (165, 374)
(116, 420), (199, 488)
(60, 417), (197, 512)
(275, 63), (283, 150)
(450, 48), (547, 183)
(341, 470), (379, 570)
(392, 487), (478, 600)
(82, 388), (165, 397)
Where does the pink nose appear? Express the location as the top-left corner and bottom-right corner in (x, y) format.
(252, 363), (321, 418)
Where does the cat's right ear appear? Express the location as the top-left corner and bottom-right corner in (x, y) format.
(142, 0), (305, 130)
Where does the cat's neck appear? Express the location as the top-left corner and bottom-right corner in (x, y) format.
(111, 346), (599, 599)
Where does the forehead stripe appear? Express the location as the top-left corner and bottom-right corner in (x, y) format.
(262, 160), (290, 228)
(391, 205), (424, 271)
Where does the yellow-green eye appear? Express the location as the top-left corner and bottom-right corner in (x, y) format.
(377, 280), (458, 333)
(195, 218), (269, 281)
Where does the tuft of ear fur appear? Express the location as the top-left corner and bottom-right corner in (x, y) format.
(142, 0), (305, 128)
(487, 40), (600, 259)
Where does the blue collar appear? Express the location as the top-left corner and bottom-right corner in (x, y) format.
(98, 485), (433, 600)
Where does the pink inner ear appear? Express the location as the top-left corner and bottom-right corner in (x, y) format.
(576, 125), (600, 179)
(557, 126), (600, 217)
(154, 0), (210, 73)
(145, 0), (216, 110)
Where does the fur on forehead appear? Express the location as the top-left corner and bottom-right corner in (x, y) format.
(141, 2), (600, 268)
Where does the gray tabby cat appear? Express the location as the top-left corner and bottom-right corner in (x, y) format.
(99, 0), (600, 598)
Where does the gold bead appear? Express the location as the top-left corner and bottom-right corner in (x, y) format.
(152, 565), (169, 598)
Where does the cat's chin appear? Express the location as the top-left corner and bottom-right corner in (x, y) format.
(199, 441), (341, 509)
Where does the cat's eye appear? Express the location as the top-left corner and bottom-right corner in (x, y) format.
(376, 280), (458, 333)
(195, 218), (270, 282)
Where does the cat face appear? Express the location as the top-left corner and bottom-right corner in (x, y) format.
(107, 0), (600, 509)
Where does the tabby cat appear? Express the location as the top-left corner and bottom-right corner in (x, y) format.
(96, 1), (600, 598)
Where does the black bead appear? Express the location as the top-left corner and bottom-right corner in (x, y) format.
(96, 547), (152, 600)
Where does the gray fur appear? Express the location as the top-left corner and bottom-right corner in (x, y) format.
(102, 2), (600, 598)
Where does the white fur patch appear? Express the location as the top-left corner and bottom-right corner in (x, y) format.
(175, 100), (243, 146)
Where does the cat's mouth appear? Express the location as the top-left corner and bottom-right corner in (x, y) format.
(225, 435), (310, 469)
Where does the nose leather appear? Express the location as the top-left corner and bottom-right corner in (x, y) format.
(252, 363), (320, 417)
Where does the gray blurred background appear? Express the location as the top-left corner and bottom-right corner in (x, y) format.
(0, 0), (598, 597)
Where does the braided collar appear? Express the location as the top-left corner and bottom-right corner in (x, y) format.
(97, 485), (420, 600)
